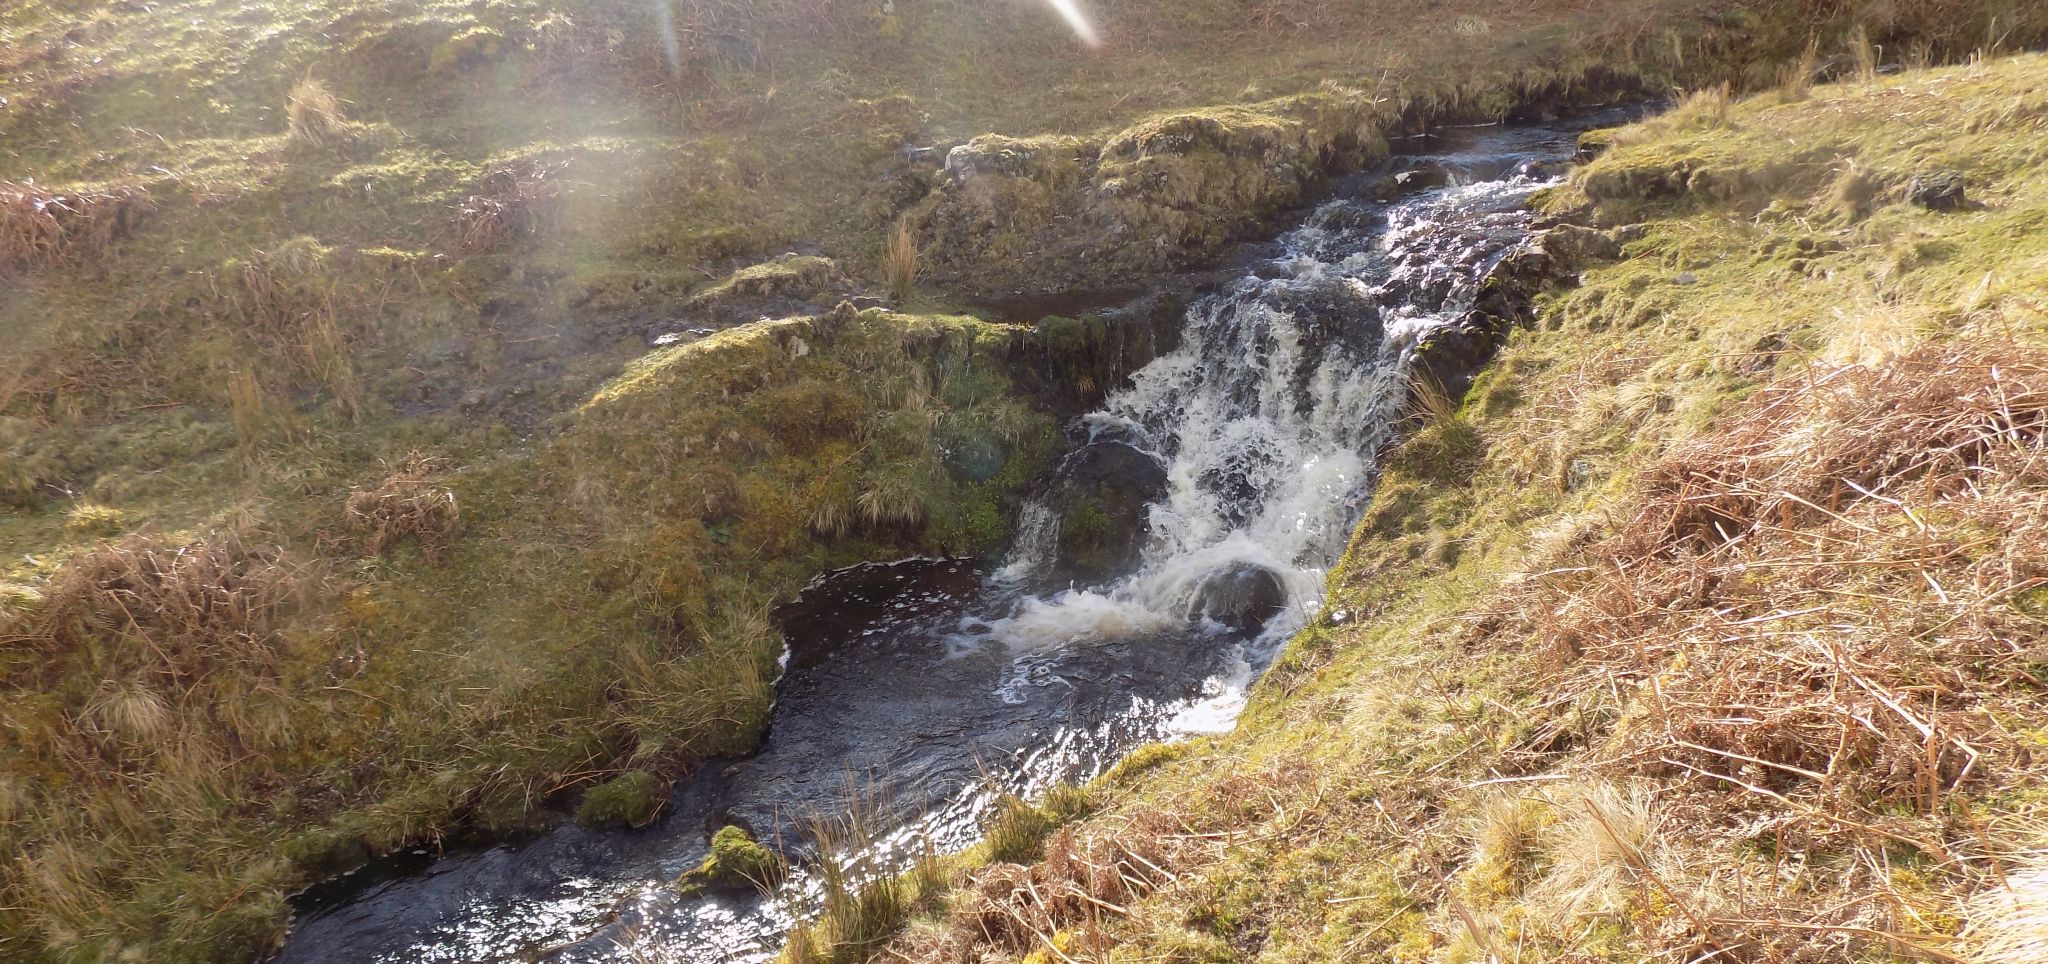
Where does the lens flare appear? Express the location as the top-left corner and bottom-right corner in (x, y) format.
(1043, 0), (1103, 48)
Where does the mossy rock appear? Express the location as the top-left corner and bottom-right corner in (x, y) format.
(575, 770), (666, 830)
(675, 825), (785, 894)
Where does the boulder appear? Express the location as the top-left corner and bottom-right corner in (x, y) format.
(1907, 171), (1966, 211)
(1047, 437), (1168, 581)
(1187, 562), (1288, 632)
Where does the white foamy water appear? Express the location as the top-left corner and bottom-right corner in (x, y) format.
(983, 172), (1558, 686)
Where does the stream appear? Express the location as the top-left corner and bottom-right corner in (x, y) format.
(273, 117), (1609, 964)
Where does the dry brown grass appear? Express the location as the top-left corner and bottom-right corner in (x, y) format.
(889, 810), (1190, 962)
(453, 162), (565, 254)
(225, 240), (362, 416)
(13, 532), (312, 684)
(345, 453), (461, 564)
(0, 180), (153, 274)
(884, 219), (919, 302)
(878, 763), (1326, 963)
(285, 73), (347, 147)
(1471, 338), (2048, 958)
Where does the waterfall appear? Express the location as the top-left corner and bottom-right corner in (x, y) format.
(982, 166), (1556, 683)
(993, 498), (1060, 583)
(271, 121), (1595, 964)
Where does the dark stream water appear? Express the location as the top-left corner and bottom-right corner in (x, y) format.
(274, 117), (1617, 964)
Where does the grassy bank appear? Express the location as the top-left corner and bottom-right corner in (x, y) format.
(838, 51), (2048, 963)
(5, 0), (2048, 960)
(0, 305), (1063, 961)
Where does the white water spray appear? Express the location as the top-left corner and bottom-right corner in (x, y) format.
(984, 172), (1561, 698)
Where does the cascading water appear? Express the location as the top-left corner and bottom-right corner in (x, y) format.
(271, 120), (1595, 964)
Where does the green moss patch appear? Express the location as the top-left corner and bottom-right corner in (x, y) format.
(575, 770), (665, 829)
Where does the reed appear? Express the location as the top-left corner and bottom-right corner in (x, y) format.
(884, 220), (919, 303)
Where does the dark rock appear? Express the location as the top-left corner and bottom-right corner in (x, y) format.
(1412, 240), (1560, 400)
(1369, 165), (1451, 202)
(1574, 129), (1616, 163)
(1187, 562), (1288, 632)
(1907, 171), (1966, 211)
(1046, 437), (1168, 581)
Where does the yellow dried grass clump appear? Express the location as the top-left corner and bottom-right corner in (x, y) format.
(0, 180), (153, 274)
(885, 219), (920, 302)
(15, 532), (313, 687)
(453, 162), (565, 254)
(345, 454), (461, 564)
(285, 74), (347, 147)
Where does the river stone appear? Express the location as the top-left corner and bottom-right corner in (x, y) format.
(1049, 439), (1167, 581)
(1907, 171), (1966, 211)
(1188, 562), (1288, 632)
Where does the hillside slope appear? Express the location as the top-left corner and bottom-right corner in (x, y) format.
(4, 1), (2047, 961)
(854, 53), (2048, 963)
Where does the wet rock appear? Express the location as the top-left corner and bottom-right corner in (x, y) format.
(1907, 171), (1966, 211)
(1370, 165), (1450, 201)
(1413, 220), (1631, 400)
(1413, 241), (1556, 400)
(1009, 293), (1188, 416)
(1048, 438), (1167, 581)
(1188, 562), (1287, 632)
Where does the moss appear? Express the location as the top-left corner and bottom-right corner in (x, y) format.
(676, 824), (785, 893)
(685, 254), (840, 313)
(574, 770), (665, 830)
(62, 503), (128, 536)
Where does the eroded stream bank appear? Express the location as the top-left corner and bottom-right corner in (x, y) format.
(274, 114), (1630, 964)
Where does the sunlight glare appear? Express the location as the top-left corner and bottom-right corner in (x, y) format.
(1043, 0), (1104, 48)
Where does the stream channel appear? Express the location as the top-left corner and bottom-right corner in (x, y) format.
(274, 114), (1623, 964)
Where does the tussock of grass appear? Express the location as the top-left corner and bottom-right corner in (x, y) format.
(452, 160), (563, 254)
(344, 453), (459, 564)
(0, 180), (153, 274)
(284, 74), (347, 147)
(16, 531), (314, 675)
(884, 220), (918, 303)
